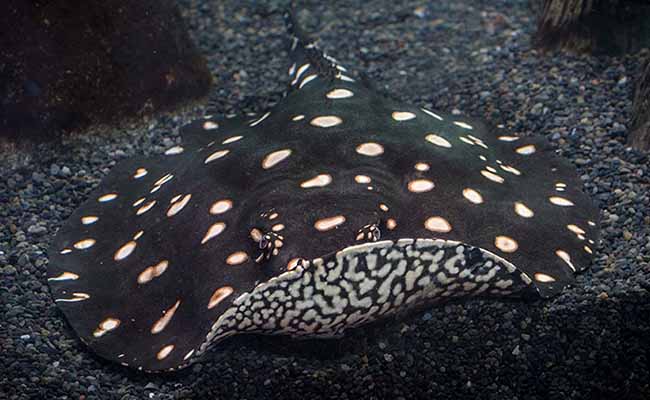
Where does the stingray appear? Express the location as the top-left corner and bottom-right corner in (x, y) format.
(47, 7), (600, 372)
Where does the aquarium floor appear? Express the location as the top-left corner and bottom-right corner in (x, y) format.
(1, 1), (649, 399)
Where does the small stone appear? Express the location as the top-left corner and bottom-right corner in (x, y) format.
(512, 345), (521, 356)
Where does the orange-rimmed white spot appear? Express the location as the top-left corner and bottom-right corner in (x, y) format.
(514, 202), (534, 218)
(481, 170), (504, 183)
(495, 236), (518, 253)
(81, 216), (99, 225)
(310, 115), (343, 128)
(415, 162), (430, 171)
(515, 144), (536, 155)
(114, 241), (137, 261)
(98, 193), (118, 202)
(498, 135), (519, 142)
(207, 286), (234, 309)
(137, 260), (169, 284)
(136, 200), (156, 215)
(424, 216), (452, 233)
(151, 300), (181, 334)
(48, 272), (79, 281)
(549, 196), (574, 207)
(379, 203), (389, 212)
(156, 344), (174, 360)
(315, 215), (346, 231)
(292, 115), (305, 121)
(133, 168), (148, 179)
(408, 179), (435, 193)
(133, 197), (146, 207)
(386, 218), (397, 230)
(201, 222), (226, 244)
(250, 112), (271, 127)
(167, 194), (191, 217)
(356, 142), (384, 157)
(170, 195), (182, 203)
(287, 258), (303, 270)
(54, 292), (90, 302)
(392, 111), (416, 121)
(588, 220), (596, 226)
(203, 121), (219, 130)
(425, 134), (452, 148)
(534, 273), (555, 283)
(183, 350), (195, 361)
(262, 149), (292, 169)
(269, 212), (279, 220)
(154, 174), (174, 186)
(299, 74), (318, 89)
(272, 224), (285, 232)
(93, 318), (120, 337)
(300, 174), (332, 188)
(486, 166), (498, 173)
(204, 149), (230, 164)
(462, 188), (483, 204)
(74, 239), (96, 250)
(459, 136), (474, 145)
(453, 121), (473, 130)
(165, 146), (184, 155)
(567, 224), (585, 235)
(555, 250), (576, 271)
(326, 88), (354, 99)
(584, 245), (593, 254)
(222, 136), (244, 144)
(226, 251), (249, 265)
(210, 199), (233, 214)
(500, 165), (522, 176)
(421, 108), (443, 120)
(60, 248), (72, 254)
(355, 175), (371, 184)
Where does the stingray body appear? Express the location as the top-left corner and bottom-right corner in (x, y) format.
(47, 8), (600, 372)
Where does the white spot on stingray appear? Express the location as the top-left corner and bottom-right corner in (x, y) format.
(203, 121), (219, 130)
(165, 146), (184, 155)
(495, 236), (518, 253)
(154, 174), (174, 186)
(133, 168), (148, 179)
(379, 203), (389, 212)
(500, 165), (522, 175)
(386, 218), (397, 230)
(114, 241), (137, 261)
(424, 217), (452, 233)
(133, 197), (146, 207)
(201, 222), (226, 244)
(425, 134), (452, 148)
(498, 135), (519, 142)
(98, 193), (117, 202)
(226, 251), (249, 265)
(514, 202), (534, 218)
(516, 144), (536, 155)
(462, 188), (484, 204)
(170, 195), (182, 203)
(408, 179), (435, 193)
(556, 250), (576, 272)
(486, 166), (498, 173)
(208, 286), (234, 309)
(272, 223), (285, 232)
(262, 149), (292, 169)
(422, 108), (443, 120)
(222, 136), (243, 144)
(288, 63), (296, 76)
(293, 63), (310, 84)
(481, 170), (505, 183)
(534, 273), (555, 283)
(453, 121), (473, 130)
(588, 220), (596, 227)
(204, 149), (230, 164)
(156, 344), (174, 360)
(315, 215), (346, 231)
(584, 245), (593, 254)
(48, 272), (79, 281)
(301, 174), (332, 188)
(356, 142), (384, 157)
(183, 350), (195, 361)
(392, 111), (416, 121)
(567, 224), (586, 235)
(81, 216), (99, 225)
(138, 260), (169, 284)
(415, 162), (430, 171)
(338, 74), (355, 82)
(250, 112), (270, 127)
(549, 196), (574, 207)
(355, 175), (371, 184)
(60, 248), (72, 254)
(151, 300), (181, 334)
(136, 200), (156, 215)
(326, 88), (354, 99)
(210, 199), (233, 214)
(74, 239), (95, 250)
(310, 116), (343, 128)
(93, 318), (120, 337)
(299, 74), (318, 88)
(167, 194), (191, 217)
(459, 137), (475, 145)
(55, 292), (90, 302)
(292, 115), (305, 121)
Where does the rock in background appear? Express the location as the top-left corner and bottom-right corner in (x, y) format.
(630, 56), (650, 150)
(0, 0), (213, 142)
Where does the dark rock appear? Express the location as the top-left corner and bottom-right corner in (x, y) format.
(0, 0), (212, 142)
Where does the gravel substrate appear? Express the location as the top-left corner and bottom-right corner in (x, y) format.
(2, 1), (649, 399)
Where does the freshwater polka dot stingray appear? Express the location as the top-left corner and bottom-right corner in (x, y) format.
(47, 7), (600, 372)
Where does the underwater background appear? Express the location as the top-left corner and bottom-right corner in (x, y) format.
(1, 0), (649, 399)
